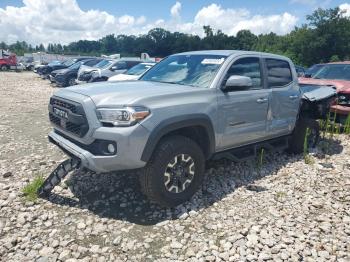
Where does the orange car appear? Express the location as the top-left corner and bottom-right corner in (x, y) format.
(299, 62), (350, 124)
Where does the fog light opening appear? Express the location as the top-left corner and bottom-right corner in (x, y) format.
(107, 143), (116, 154)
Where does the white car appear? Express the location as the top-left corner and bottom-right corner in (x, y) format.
(76, 59), (115, 84)
(108, 62), (156, 82)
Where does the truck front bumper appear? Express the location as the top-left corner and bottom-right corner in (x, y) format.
(48, 124), (150, 173)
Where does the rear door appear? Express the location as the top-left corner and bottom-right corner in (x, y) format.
(264, 58), (300, 136)
(217, 56), (271, 150)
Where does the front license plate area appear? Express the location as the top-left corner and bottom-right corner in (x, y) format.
(53, 107), (69, 119)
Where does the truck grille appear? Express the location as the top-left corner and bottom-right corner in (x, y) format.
(49, 97), (89, 137)
(50, 98), (77, 113)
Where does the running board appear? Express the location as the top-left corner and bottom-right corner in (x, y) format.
(212, 136), (290, 162)
(37, 158), (81, 198)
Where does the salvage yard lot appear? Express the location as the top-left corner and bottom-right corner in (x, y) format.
(0, 71), (350, 261)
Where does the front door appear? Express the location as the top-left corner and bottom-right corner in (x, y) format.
(217, 56), (270, 150)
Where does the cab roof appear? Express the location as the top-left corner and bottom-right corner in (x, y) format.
(327, 61), (350, 65)
(175, 50), (290, 60)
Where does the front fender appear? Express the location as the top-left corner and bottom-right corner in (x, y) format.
(140, 114), (215, 162)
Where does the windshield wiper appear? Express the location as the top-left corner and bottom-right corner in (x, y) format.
(147, 80), (179, 85)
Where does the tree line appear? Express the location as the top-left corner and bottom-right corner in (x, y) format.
(1, 7), (350, 67)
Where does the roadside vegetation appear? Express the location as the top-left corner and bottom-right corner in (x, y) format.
(22, 175), (45, 201)
(1, 7), (350, 67)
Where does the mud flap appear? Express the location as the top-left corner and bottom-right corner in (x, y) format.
(37, 158), (81, 198)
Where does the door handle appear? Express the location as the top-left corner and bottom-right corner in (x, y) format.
(289, 95), (298, 100)
(256, 98), (268, 103)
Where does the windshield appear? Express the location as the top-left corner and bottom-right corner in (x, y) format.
(48, 61), (61, 66)
(126, 63), (154, 75)
(63, 59), (76, 67)
(95, 59), (112, 68)
(306, 64), (325, 76)
(68, 61), (82, 70)
(100, 60), (114, 69)
(141, 54), (227, 88)
(313, 64), (350, 81)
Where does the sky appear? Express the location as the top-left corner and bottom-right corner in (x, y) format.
(0, 0), (350, 45)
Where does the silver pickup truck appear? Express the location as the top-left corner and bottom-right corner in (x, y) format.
(41, 50), (336, 207)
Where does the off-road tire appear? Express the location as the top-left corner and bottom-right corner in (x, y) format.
(288, 117), (320, 154)
(139, 135), (205, 207)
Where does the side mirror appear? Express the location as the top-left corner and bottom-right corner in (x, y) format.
(304, 73), (312, 78)
(110, 66), (118, 71)
(223, 75), (253, 91)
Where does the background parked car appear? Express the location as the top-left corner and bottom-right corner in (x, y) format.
(108, 62), (156, 81)
(50, 58), (103, 87)
(76, 59), (114, 84)
(37, 58), (90, 78)
(88, 59), (142, 82)
(305, 63), (326, 77)
(299, 61), (350, 123)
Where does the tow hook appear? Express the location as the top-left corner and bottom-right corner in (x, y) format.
(37, 158), (81, 198)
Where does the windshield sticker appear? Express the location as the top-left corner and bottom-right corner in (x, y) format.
(201, 58), (225, 65)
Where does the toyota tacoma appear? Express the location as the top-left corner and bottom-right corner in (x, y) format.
(42, 50), (336, 207)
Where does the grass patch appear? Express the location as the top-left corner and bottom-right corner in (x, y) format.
(256, 148), (265, 170)
(304, 155), (315, 165)
(22, 175), (45, 201)
(274, 191), (287, 202)
(344, 114), (350, 135)
(303, 127), (313, 164)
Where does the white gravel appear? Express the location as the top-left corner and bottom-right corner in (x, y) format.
(0, 72), (350, 261)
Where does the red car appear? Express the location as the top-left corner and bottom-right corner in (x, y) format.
(0, 50), (17, 71)
(299, 62), (350, 124)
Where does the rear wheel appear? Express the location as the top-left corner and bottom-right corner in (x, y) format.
(139, 135), (205, 207)
(288, 117), (320, 154)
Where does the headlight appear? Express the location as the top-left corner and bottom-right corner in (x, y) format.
(96, 106), (150, 127)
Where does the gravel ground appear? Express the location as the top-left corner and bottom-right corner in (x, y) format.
(0, 71), (350, 262)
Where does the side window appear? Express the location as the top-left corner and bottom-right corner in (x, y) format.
(266, 59), (293, 88)
(226, 57), (262, 89)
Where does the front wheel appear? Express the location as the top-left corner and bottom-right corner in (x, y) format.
(288, 118), (320, 154)
(67, 77), (76, 87)
(1, 65), (9, 71)
(139, 135), (205, 207)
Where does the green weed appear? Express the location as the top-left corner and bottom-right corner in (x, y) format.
(257, 148), (265, 169)
(22, 175), (45, 201)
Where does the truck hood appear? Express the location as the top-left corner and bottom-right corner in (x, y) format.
(60, 81), (201, 107)
(299, 77), (350, 92)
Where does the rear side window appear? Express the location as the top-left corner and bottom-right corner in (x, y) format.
(266, 59), (293, 87)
